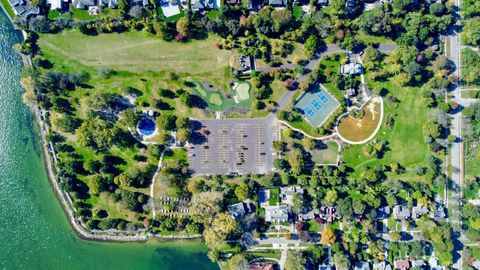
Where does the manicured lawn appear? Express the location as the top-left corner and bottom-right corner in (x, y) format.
(342, 78), (430, 178)
(292, 6), (302, 20)
(307, 220), (322, 232)
(356, 31), (393, 45)
(164, 148), (187, 163)
(461, 90), (479, 99)
(39, 30), (237, 90)
(465, 140), (480, 179)
(309, 141), (339, 165)
(269, 188), (279, 206)
(0, 0), (15, 19)
(190, 80), (252, 111)
(72, 9), (97, 21)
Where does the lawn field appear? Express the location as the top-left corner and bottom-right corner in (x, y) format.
(309, 141), (339, 165)
(190, 80), (252, 111)
(39, 30), (235, 90)
(465, 140), (480, 179)
(342, 79), (431, 178)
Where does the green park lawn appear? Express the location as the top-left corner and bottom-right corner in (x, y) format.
(309, 141), (339, 165)
(39, 29), (236, 90)
(1, 0), (16, 18)
(342, 79), (431, 179)
(190, 80), (252, 112)
(465, 140), (480, 179)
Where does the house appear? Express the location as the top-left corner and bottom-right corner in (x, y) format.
(393, 205), (410, 220)
(355, 262), (371, 270)
(318, 264), (332, 270)
(410, 260), (424, 269)
(249, 263), (275, 270)
(346, 88), (356, 97)
(411, 206), (429, 219)
(280, 186), (304, 206)
(264, 205), (290, 223)
(319, 205), (340, 223)
(8, 0), (40, 19)
(190, 0), (215, 11)
(394, 260), (410, 270)
(317, 0), (328, 6)
(72, 0), (96, 9)
(228, 202), (253, 221)
(340, 63), (363, 75)
(225, 0), (241, 5)
(101, 0), (118, 8)
(428, 257), (445, 270)
(345, 0), (354, 7)
(268, 0), (287, 7)
(373, 261), (392, 270)
(298, 210), (315, 222)
(376, 206), (391, 219)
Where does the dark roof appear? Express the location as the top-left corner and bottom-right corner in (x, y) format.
(268, 0), (286, 6)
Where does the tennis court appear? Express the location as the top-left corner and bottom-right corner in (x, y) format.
(294, 86), (340, 127)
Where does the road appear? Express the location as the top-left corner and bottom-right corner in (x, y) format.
(447, 0), (465, 268)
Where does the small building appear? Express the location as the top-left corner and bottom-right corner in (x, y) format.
(373, 261), (392, 270)
(394, 260), (410, 270)
(471, 260), (480, 270)
(319, 205), (340, 223)
(428, 257), (445, 270)
(228, 202), (253, 221)
(280, 186), (304, 206)
(225, 0), (241, 5)
(298, 211), (315, 222)
(190, 0), (215, 11)
(72, 0), (95, 9)
(355, 262), (371, 270)
(411, 206), (429, 219)
(346, 88), (356, 97)
(340, 62), (363, 75)
(393, 205), (410, 220)
(249, 263), (275, 270)
(318, 264), (332, 270)
(410, 260), (424, 269)
(345, 0), (354, 7)
(268, 0), (287, 7)
(264, 205), (290, 223)
(317, 0), (328, 5)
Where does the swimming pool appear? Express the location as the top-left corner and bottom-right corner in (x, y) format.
(137, 117), (156, 136)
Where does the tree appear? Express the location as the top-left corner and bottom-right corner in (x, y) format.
(430, 2), (446, 16)
(129, 5), (146, 18)
(390, 231), (401, 241)
(303, 35), (320, 58)
(285, 250), (306, 270)
(203, 213), (237, 249)
(463, 203), (480, 219)
(89, 174), (109, 195)
(302, 137), (315, 150)
(235, 183), (250, 201)
(423, 121), (442, 138)
(176, 17), (191, 38)
(227, 254), (248, 270)
(393, 72), (411, 86)
(463, 17), (480, 46)
(271, 9), (293, 32)
(321, 227), (336, 245)
(176, 128), (190, 143)
(189, 192), (223, 225)
(352, 199), (366, 215)
(324, 189), (338, 204)
(287, 148), (305, 174)
(332, 252), (350, 270)
(120, 110), (138, 129)
(118, 0), (129, 17)
(156, 114), (177, 130)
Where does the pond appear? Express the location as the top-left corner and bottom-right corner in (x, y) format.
(337, 97), (383, 144)
(137, 117), (156, 136)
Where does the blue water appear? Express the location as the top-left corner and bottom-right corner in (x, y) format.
(138, 117), (156, 136)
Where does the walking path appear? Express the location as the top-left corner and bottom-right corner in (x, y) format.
(150, 148), (168, 219)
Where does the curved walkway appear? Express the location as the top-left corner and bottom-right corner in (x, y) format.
(150, 148), (168, 219)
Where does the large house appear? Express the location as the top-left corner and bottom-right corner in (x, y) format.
(190, 0), (216, 11)
(319, 205), (340, 223)
(392, 205), (410, 220)
(228, 202), (253, 221)
(264, 205), (290, 223)
(340, 62), (363, 75)
(394, 260), (410, 270)
(411, 206), (429, 219)
(8, 0), (39, 19)
(268, 0), (287, 7)
(280, 186), (304, 206)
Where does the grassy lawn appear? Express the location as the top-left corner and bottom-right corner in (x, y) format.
(164, 148), (187, 163)
(342, 78), (430, 178)
(292, 6), (302, 20)
(356, 31), (394, 45)
(269, 188), (279, 206)
(0, 0), (15, 19)
(39, 29), (237, 90)
(309, 141), (339, 165)
(190, 80), (253, 111)
(465, 140), (480, 179)
(461, 90), (479, 99)
(307, 220), (322, 232)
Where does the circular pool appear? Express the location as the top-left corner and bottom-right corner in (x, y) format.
(137, 117), (156, 137)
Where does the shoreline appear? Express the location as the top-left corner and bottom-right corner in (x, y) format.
(0, 5), (203, 243)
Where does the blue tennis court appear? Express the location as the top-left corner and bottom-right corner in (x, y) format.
(317, 92), (329, 103)
(303, 105), (316, 117)
(310, 99), (323, 111)
(294, 87), (340, 127)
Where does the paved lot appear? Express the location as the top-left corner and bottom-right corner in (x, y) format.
(188, 117), (276, 175)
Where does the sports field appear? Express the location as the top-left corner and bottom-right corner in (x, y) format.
(294, 86), (340, 127)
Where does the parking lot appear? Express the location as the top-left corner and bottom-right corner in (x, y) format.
(188, 118), (276, 175)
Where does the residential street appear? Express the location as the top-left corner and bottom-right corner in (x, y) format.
(447, 0), (465, 268)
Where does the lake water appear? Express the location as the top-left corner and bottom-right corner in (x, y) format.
(0, 8), (216, 270)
